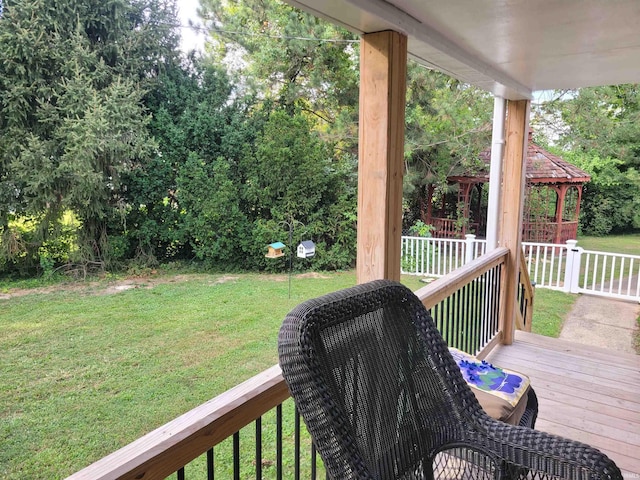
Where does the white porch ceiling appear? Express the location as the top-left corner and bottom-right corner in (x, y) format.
(284, 0), (640, 100)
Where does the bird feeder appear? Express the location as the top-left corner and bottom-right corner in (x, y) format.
(266, 242), (286, 259)
(297, 240), (316, 258)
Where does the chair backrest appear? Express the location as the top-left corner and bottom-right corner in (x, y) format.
(278, 280), (484, 479)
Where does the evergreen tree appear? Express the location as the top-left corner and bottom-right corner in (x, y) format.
(0, 0), (180, 272)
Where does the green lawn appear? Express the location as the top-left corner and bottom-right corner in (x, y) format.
(577, 233), (640, 255)
(0, 270), (572, 479)
(530, 288), (577, 338)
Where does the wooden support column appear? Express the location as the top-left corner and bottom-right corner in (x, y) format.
(357, 31), (407, 283)
(499, 99), (530, 344)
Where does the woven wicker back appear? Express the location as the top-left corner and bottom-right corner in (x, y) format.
(278, 280), (484, 479)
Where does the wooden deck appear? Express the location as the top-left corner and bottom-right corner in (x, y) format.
(487, 331), (640, 478)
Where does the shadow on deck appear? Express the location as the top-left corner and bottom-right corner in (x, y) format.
(487, 331), (640, 478)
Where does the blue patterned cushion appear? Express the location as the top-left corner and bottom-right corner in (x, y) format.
(449, 347), (531, 424)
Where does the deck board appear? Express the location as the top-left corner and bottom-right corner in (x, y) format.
(486, 331), (640, 478)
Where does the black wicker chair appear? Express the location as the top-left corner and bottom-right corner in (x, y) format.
(278, 280), (622, 480)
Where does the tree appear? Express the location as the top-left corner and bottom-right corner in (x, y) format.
(240, 107), (357, 271)
(199, 0), (360, 151)
(537, 85), (640, 170)
(534, 85), (640, 234)
(403, 65), (493, 228)
(0, 0), (180, 273)
(551, 150), (640, 235)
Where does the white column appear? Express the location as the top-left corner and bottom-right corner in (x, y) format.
(486, 96), (506, 251)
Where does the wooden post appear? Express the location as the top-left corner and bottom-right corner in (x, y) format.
(357, 31), (407, 283)
(499, 100), (530, 344)
(554, 185), (568, 244)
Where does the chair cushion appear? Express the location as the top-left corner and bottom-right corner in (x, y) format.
(449, 348), (531, 425)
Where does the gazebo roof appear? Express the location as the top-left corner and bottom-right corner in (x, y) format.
(449, 137), (591, 185)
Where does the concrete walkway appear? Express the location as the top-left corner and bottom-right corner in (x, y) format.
(559, 294), (639, 354)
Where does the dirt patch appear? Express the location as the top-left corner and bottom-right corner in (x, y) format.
(208, 275), (240, 285)
(0, 271), (329, 300)
(0, 273), (227, 299)
(296, 272), (330, 279)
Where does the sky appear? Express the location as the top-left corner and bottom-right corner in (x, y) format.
(176, 0), (206, 53)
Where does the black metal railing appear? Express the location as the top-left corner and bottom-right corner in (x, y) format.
(429, 263), (502, 355)
(172, 400), (327, 480)
(415, 247), (508, 358)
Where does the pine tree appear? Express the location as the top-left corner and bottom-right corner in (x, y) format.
(0, 0), (180, 272)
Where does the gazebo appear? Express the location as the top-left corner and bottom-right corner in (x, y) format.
(424, 133), (591, 243)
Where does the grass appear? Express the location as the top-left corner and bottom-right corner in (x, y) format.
(0, 269), (575, 479)
(530, 288), (578, 338)
(0, 271), (431, 479)
(577, 233), (640, 255)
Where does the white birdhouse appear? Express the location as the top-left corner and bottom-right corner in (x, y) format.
(297, 240), (316, 258)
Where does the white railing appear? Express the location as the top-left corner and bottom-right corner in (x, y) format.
(521, 242), (569, 291)
(571, 246), (640, 302)
(401, 235), (486, 277)
(402, 236), (640, 302)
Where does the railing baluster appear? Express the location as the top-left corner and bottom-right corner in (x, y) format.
(276, 404), (283, 480)
(207, 447), (214, 480)
(471, 272), (479, 354)
(618, 257), (625, 294)
(255, 417), (262, 479)
(609, 256), (616, 293)
(464, 284), (471, 353)
(600, 255), (607, 292)
(233, 432), (240, 480)
(295, 407), (301, 480)
(311, 442), (317, 480)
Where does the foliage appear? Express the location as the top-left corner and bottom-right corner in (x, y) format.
(552, 150), (640, 235)
(537, 85), (640, 171)
(240, 107), (357, 271)
(403, 66), (493, 228)
(125, 59), (250, 265)
(534, 85), (640, 234)
(408, 220), (434, 238)
(199, 0), (359, 141)
(0, 0), (180, 273)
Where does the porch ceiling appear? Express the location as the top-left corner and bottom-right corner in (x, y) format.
(284, 0), (640, 100)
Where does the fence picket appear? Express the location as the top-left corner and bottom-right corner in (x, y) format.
(401, 236), (640, 302)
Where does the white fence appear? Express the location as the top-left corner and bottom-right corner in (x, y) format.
(401, 236), (640, 302)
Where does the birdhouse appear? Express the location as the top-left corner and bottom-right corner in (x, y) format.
(266, 242), (286, 259)
(297, 240), (316, 258)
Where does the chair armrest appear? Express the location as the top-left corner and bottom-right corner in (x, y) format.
(477, 416), (623, 480)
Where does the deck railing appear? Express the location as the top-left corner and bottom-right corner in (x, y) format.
(402, 235), (640, 302)
(516, 251), (534, 332)
(414, 247), (509, 359)
(67, 249), (511, 480)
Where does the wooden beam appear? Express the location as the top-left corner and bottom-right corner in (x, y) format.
(499, 100), (530, 344)
(356, 31), (407, 283)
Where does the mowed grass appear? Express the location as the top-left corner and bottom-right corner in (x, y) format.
(530, 288), (577, 338)
(0, 272), (359, 479)
(0, 270), (571, 479)
(577, 233), (640, 255)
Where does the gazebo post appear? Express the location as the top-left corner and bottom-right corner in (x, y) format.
(554, 184), (569, 244)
